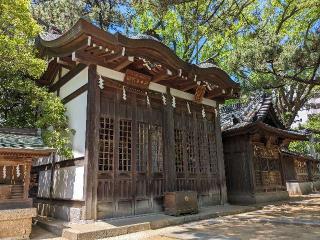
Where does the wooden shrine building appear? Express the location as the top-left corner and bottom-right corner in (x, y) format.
(281, 150), (320, 195)
(34, 19), (240, 221)
(220, 95), (308, 204)
(0, 128), (52, 239)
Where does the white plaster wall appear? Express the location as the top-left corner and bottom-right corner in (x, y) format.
(59, 67), (88, 99)
(33, 155), (53, 166)
(52, 166), (84, 200)
(38, 170), (51, 198)
(64, 91), (88, 158)
(61, 67), (69, 78)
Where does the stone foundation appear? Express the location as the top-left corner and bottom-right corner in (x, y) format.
(0, 208), (37, 239)
(286, 181), (313, 196)
(34, 200), (83, 222)
(228, 191), (289, 205)
(312, 180), (320, 191)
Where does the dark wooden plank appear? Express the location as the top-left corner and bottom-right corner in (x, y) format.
(83, 64), (100, 220)
(50, 63), (87, 92)
(163, 88), (176, 192)
(214, 105), (228, 204)
(62, 84), (88, 104)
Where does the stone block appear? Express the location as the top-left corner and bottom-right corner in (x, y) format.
(0, 208), (37, 239)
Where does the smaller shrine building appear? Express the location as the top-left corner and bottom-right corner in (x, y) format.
(220, 95), (309, 204)
(0, 128), (53, 239)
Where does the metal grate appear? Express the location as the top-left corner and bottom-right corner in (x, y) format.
(174, 129), (184, 173)
(119, 119), (132, 171)
(99, 117), (114, 171)
(151, 125), (163, 173)
(137, 122), (148, 172)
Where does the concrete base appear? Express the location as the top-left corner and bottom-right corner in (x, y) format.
(286, 181), (313, 196)
(60, 204), (258, 240)
(34, 201), (83, 222)
(0, 208), (37, 239)
(312, 181), (320, 191)
(228, 191), (289, 205)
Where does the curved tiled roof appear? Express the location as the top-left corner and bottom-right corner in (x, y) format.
(220, 93), (284, 130)
(129, 34), (160, 42)
(38, 18), (240, 95)
(0, 128), (53, 154)
(222, 121), (308, 140)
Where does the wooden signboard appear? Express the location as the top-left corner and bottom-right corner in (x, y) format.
(194, 85), (206, 102)
(124, 69), (151, 89)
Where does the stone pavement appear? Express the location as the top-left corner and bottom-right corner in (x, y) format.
(30, 193), (320, 240)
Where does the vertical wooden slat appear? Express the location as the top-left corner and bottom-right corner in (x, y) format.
(214, 105), (227, 204)
(163, 89), (176, 192)
(246, 135), (256, 193)
(23, 162), (31, 200)
(83, 64), (100, 220)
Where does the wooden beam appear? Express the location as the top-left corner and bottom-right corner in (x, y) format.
(83, 65), (100, 220)
(50, 64), (87, 92)
(57, 57), (76, 69)
(180, 83), (197, 91)
(105, 47), (125, 63)
(62, 84), (88, 104)
(96, 65), (216, 107)
(113, 56), (134, 71)
(152, 69), (172, 83)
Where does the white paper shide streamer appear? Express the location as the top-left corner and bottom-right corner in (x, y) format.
(146, 93), (150, 106)
(187, 102), (191, 114)
(172, 96), (176, 108)
(16, 165), (20, 177)
(98, 75), (104, 89)
(162, 94), (166, 105)
(3, 166), (6, 179)
(202, 106), (206, 118)
(122, 86), (127, 100)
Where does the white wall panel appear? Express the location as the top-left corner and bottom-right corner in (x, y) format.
(59, 67), (88, 99)
(65, 91), (87, 158)
(52, 166), (84, 200)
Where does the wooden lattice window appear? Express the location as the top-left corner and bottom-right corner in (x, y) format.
(208, 133), (217, 173)
(151, 125), (163, 173)
(136, 122), (148, 172)
(119, 119), (132, 171)
(197, 123), (208, 173)
(99, 117), (114, 171)
(174, 129), (184, 173)
(186, 132), (196, 173)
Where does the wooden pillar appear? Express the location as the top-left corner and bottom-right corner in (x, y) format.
(83, 64), (100, 220)
(163, 88), (176, 192)
(214, 105), (227, 204)
(23, 162), (31, 200)
(246, 135), (256, 193)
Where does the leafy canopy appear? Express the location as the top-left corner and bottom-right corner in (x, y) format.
(132, 0), (320, 127)
(289, 113), (320, 157)
(0, 0), (73, 157)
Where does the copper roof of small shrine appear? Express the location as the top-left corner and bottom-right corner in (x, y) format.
(281, 149), (318, 161)
(0, 128), (53, 156)
(220, 93), (285, 130)
(38, 18), (240, 101)
(220, 94), (308, 140)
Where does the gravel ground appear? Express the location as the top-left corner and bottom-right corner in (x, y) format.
(31, 195), (320, 240)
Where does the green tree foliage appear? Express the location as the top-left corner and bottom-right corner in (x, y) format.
(226, 0), (320, 127)
(132, 0), (254, 62)
(32, 0), (132, 32)
(0, 0), (73, 157)
(132, 0), (320, 127)
(289, 114), (320, 157)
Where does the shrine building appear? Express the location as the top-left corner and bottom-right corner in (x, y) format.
(34, 19), (240, 221)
